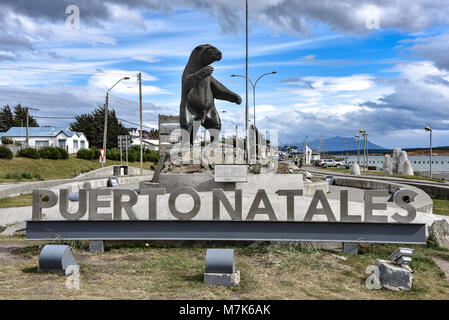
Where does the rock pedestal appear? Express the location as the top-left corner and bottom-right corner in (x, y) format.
(383, 149), (414, 176)
(350, 163), (360, 175)
(429, 220), (449, 249)
(375, 259), (413, 291)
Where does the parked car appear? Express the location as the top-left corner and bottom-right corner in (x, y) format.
(320, 158), (343, 167)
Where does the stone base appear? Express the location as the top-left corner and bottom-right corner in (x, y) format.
(376, 259), (413, 291)
(89, 240), (105, 253)
(204, 270), (240, 287)
(343, 243), (359, 255)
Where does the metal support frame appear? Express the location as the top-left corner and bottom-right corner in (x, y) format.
(26, 220), (426, 244)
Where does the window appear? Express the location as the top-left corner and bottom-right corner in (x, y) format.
(58, 140), (66, 148)
(73, 140), (78, 150)
(35, 140), (49, 147)
(81, 140), (85, 149)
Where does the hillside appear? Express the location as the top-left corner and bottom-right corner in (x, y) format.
(305, 136), (385, 152)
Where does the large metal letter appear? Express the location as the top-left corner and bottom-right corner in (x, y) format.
(340, 190), (361, 222)
(89, 189), (112, 220)
(392, 189), (417, 223)
(304, 190), (336, 222)
(212, 189), (242, 221)
(246, 189), (277, 221)
(59, 189), (87, 221)
(32, 189), (58, 221)
(364, 190), (388, 223)
(113, 189), (138, 221)
(140, 188), (165, 220)
(168, 187), (201, 220)
(277, 189), (303, 221)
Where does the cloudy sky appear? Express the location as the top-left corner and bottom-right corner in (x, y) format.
(0, 0), (448, 149)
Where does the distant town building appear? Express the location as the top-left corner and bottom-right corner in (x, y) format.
(304, 144), (320, 164)
(0, 127), (89, 153)
(127, 128), (159, 151)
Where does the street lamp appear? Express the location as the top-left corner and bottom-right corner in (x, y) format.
(232, 72), (277, 161)
(344, 140), (348, 165)
(24, 107), (39, 147)
(355, 134), (360, 166)
(359, 129), (367, 174)
(425, 126), (432, 179)
(102, 76), (130, 166)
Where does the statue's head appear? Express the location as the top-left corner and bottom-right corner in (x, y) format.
(190, 44), (222, 66)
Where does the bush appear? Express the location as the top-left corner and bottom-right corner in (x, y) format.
(1, 136), (13, 145)
(36, 147), (68, 160)
(17, 148), (39, 159)
(5, 172), (41, 180)
(77, 148), (100, 160)
(0, 146), (13, 159)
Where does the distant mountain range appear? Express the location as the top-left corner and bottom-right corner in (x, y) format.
(299, 136), (386, 152)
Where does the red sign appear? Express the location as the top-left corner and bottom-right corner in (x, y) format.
(99, 148), (105, 162)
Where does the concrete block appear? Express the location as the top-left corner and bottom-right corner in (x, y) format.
(375, 259), (413, 291)
(204, 270), (240, 287)
(343, 243), (359, 255)
(38, 245), (79, 276)
(89, 240), (105, 253)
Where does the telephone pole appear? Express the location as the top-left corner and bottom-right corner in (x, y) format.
(245, 0), (249, 163)
(25, 107), (39, 147)
(138, 73), (143, 176)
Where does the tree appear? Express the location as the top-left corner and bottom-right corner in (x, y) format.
(0, 104), (39, 132)
(70, 105), (129, 149)
(0, 105), (14, 132)
(13, 104), (39, 127)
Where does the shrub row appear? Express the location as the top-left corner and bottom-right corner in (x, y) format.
(17, 147), (68, 160)
(5, 172), (42, 180)
(77, 147), (159, 163)
(76, 148), (101, 160)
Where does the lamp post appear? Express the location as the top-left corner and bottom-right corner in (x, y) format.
(359, 129), (367, 174)
(24, 107), (39, 147)
(425, 126), (432, 179)
(355, 134), (360, 165)
(231, 71), (277, 161)
(102, 76), (130, 167)
(344, 140), (348, 165)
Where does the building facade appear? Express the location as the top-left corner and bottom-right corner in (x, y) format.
(0, 127), (89, 154)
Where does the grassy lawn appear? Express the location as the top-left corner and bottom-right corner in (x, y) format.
(0, 156), (155, 183)
(433, 199), (449, 216)
(1, 237), (449, 299)
(0, 194), (33, 208)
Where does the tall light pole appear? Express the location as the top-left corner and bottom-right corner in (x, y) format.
(102, 76), (130, 167)
(231, 72), (277, 128)
(245, 0), (249, 163)
(425, 126), (432, 179)
(355, 134), (360, 165)
(344, 140), (348, 165)
(138, 73), (143, 176)
(359, 129), (367, 174)
(24, 107), (39, 147)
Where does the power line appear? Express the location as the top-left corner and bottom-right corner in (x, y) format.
(0, 64), (137, 77)
(34, 115), (156, 131)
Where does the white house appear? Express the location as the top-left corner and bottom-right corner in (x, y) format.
(127, 128), (159, 151)
(0, 127), (89, 154)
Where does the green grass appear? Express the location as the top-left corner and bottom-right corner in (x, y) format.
(433, 199), (449, 216)
(0, 155), (155, 183)
(1, 237), (449, 299)
(0, 194), (33, 208)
